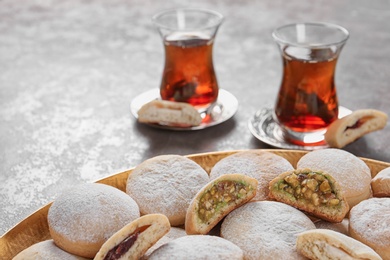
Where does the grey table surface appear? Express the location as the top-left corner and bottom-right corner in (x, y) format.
(1, 0), (389, 236)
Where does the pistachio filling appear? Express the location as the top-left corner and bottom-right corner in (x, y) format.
(278, 171), (340, 207)
(198, 180), (251, 223)
(104, 225), (150, 260)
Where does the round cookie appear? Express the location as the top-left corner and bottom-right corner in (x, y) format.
(209, 150), (294, 201)
(143, 227), (187, 259)
(371, 167), (390, 197)
(126, 155), (209, 226)
(297, 148), (372, 208)
(314, 218), (350, 236)
(220, 201), (316, 260)
(13, 240), (89, 260)
(48, 183), (140, 258)
(349, 197), (390, 259)
(148, 235), (244, 260)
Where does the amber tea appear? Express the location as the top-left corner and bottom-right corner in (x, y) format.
(272, 22), (349, 146)
(160, 34), (219, 107)
(153, 8), (223, 110)
(274, 48), (339, 133)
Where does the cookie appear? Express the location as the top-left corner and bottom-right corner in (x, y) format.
(137, 100), (202, 127)
(13, 240), (89, 260)
(296, 229), (382, 260)
(269, 168), (349, 222)
(371, 167), (390, 197)
(126, 155), (209, 226)
(94, 214), (170, 260)
(220, 201), (315, 259)
(349, 197), (390, 259)
(297, 148), (372, 209)
(148, 235), (244, 260)
(48, 183), (140, 258)
(209, 150), (294, 201)
(325, 109), (388, 148)
(185, 174), (258, 235)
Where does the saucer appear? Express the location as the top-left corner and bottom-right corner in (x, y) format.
(248, 106), (352, 151)
(131, 89), (238, 131)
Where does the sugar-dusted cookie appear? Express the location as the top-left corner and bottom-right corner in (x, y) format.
(48, 183), (140, 259)
(371, 167), (390, 197)
(349, 197), (390, 259)
(126, 155), (209, 226)
(148, 235), (244, 260)
(220, 201), (315, 259)
(209, 150), (294, 201)
(13, 240), (89, 260)
(297, 148), (372, 209)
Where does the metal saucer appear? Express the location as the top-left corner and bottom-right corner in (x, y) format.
(131, 89), (238, 131)
(248, 107), (352, 150)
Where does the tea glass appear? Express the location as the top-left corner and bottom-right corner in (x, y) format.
(152, 8), (223, 111)
(272, 22), (349, 146)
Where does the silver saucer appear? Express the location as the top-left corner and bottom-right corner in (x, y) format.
(248, 106), (352, 151)
(131, 89), (238, 131)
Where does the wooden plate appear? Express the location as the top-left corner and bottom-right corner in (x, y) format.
(1, 149), (389, 259)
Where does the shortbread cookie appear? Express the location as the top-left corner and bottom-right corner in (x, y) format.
(13, 240), (89, 260)
(126, 155), (209, 226)
(220, 201), (315, 260)
(371, 167), (390, 197)
(209, 150), (294, 201)
(185, 174), (258, 235)
(94, 214), (170, 260)
(297, 148), (372, 208)
(137, 100), (202, 126)
(349, 197), (390, 259)
(48, 183), (140, 258)
(325, 109), (388, 148)
(296, 229), (382, 260)
(148, 235), (244, 260)
(269, 168), (349, 222)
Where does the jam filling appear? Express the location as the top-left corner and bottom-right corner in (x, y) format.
(103, 225), (150, 260)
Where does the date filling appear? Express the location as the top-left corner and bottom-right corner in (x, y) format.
(198, 180), (252, 223)
(103, 225), (150, 260)
(277, 170), (340, 207)
(345, 116), (371, 131)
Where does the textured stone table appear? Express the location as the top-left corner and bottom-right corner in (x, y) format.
(1, 0), (389, 235)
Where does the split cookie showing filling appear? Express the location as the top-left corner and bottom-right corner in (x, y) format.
(185, 174), (258, 235)
(102, 225), (150, 260)
(94, 214), (170, 260)
(269, 168), (349, 222)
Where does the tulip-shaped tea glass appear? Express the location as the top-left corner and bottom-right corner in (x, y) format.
(152, 8), (223, 111)
(272, 22), (349, 146)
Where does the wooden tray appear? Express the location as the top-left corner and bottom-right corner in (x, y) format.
(1, 149), (389, 259)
